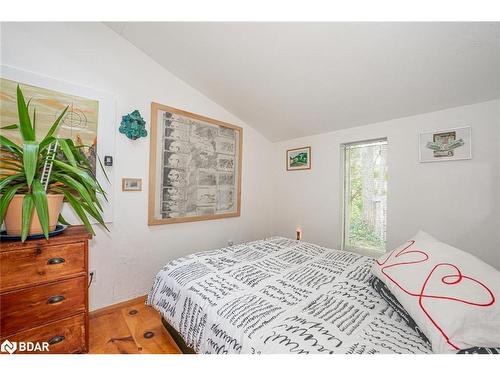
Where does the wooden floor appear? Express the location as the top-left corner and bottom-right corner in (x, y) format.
(89, 296), (181, 354)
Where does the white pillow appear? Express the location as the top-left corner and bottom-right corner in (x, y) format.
(371, 231), (500, 353)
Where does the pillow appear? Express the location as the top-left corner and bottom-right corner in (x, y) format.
(370, 277), (430, 344)
(371, 231), (500, 353)
(456, 347), (500, 354)
(371, 277), (500, 354)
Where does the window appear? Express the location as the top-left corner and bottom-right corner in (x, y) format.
(342, 139), (388, 256)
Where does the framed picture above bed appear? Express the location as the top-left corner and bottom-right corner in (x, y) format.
(286, 146), (311, 171)
(148, 102), (243, 225)
(419, 126), (472, 162)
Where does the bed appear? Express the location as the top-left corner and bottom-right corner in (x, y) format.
(147, 237), (432, 354)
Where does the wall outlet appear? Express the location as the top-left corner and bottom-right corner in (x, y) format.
(227, 240), (234, 246)
(89, 269), (97, 285)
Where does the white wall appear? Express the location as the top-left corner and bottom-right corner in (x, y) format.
(272, 100), (500, 269)
(1, 22), (274, 309)
(2, 22), (499, 312)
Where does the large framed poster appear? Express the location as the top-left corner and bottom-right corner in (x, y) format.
(148, 102), (243, 225)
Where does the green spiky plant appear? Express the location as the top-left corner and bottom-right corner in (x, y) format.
(0, 85), (108, 241)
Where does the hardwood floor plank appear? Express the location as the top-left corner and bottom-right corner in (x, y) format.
(89, 296), (181, 354)
(89, 310), (141, 354)
(122, 302), (181, 354)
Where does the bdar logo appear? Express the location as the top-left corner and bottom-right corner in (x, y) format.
(1, 339), (17, 354)
(0, 340), (49, 354)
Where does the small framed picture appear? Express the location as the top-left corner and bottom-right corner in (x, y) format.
(286, 146), (311, 171)
(419, 126), (471, 162)
(122, 178), (142, 191)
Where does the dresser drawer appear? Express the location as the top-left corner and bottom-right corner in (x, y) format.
(2, 314), (86, 354)
(0, 242), (85, 292)
(0, 277), (86, 337)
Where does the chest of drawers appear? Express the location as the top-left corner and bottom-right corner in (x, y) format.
(0, 226), (90, 354)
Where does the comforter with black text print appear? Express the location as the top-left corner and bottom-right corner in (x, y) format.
(147, 237), (431, 354)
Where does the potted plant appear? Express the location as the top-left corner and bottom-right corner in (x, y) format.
(0, 85), (107, 241)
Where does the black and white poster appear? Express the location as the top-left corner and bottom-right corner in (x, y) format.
(149, 103), (242, 225)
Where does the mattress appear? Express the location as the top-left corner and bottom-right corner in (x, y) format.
(147, 237), (432, 354)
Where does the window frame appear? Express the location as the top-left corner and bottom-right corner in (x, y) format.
(340, 137), (388, 256)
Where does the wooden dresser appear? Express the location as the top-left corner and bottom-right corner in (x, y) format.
(0, 226), (90, 354)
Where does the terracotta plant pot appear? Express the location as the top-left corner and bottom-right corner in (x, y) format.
(3, 194), (64, 236)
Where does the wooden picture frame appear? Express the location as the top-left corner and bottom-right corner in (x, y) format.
(148, 102), (243, 225)
(286, 146), (311, 171)
(122, 178), (142, 191)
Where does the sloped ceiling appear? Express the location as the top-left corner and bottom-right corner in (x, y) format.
(106, 22), (500, 141)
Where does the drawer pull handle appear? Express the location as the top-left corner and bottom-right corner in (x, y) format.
(47, 257), (65, 265)
(47, 295), (65, 304)
(48, 335), (65, 345)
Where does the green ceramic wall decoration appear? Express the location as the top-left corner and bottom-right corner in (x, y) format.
(119, 110), (147, 140)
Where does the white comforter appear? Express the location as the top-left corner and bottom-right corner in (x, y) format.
(147, 237), (431, 354)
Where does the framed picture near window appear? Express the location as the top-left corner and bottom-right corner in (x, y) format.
(286, 146), (311, 171)
(419, 126), (471, 162)
(148, 102), (243, 225)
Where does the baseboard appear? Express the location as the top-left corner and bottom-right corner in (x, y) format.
(89, 295), (147, 318)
